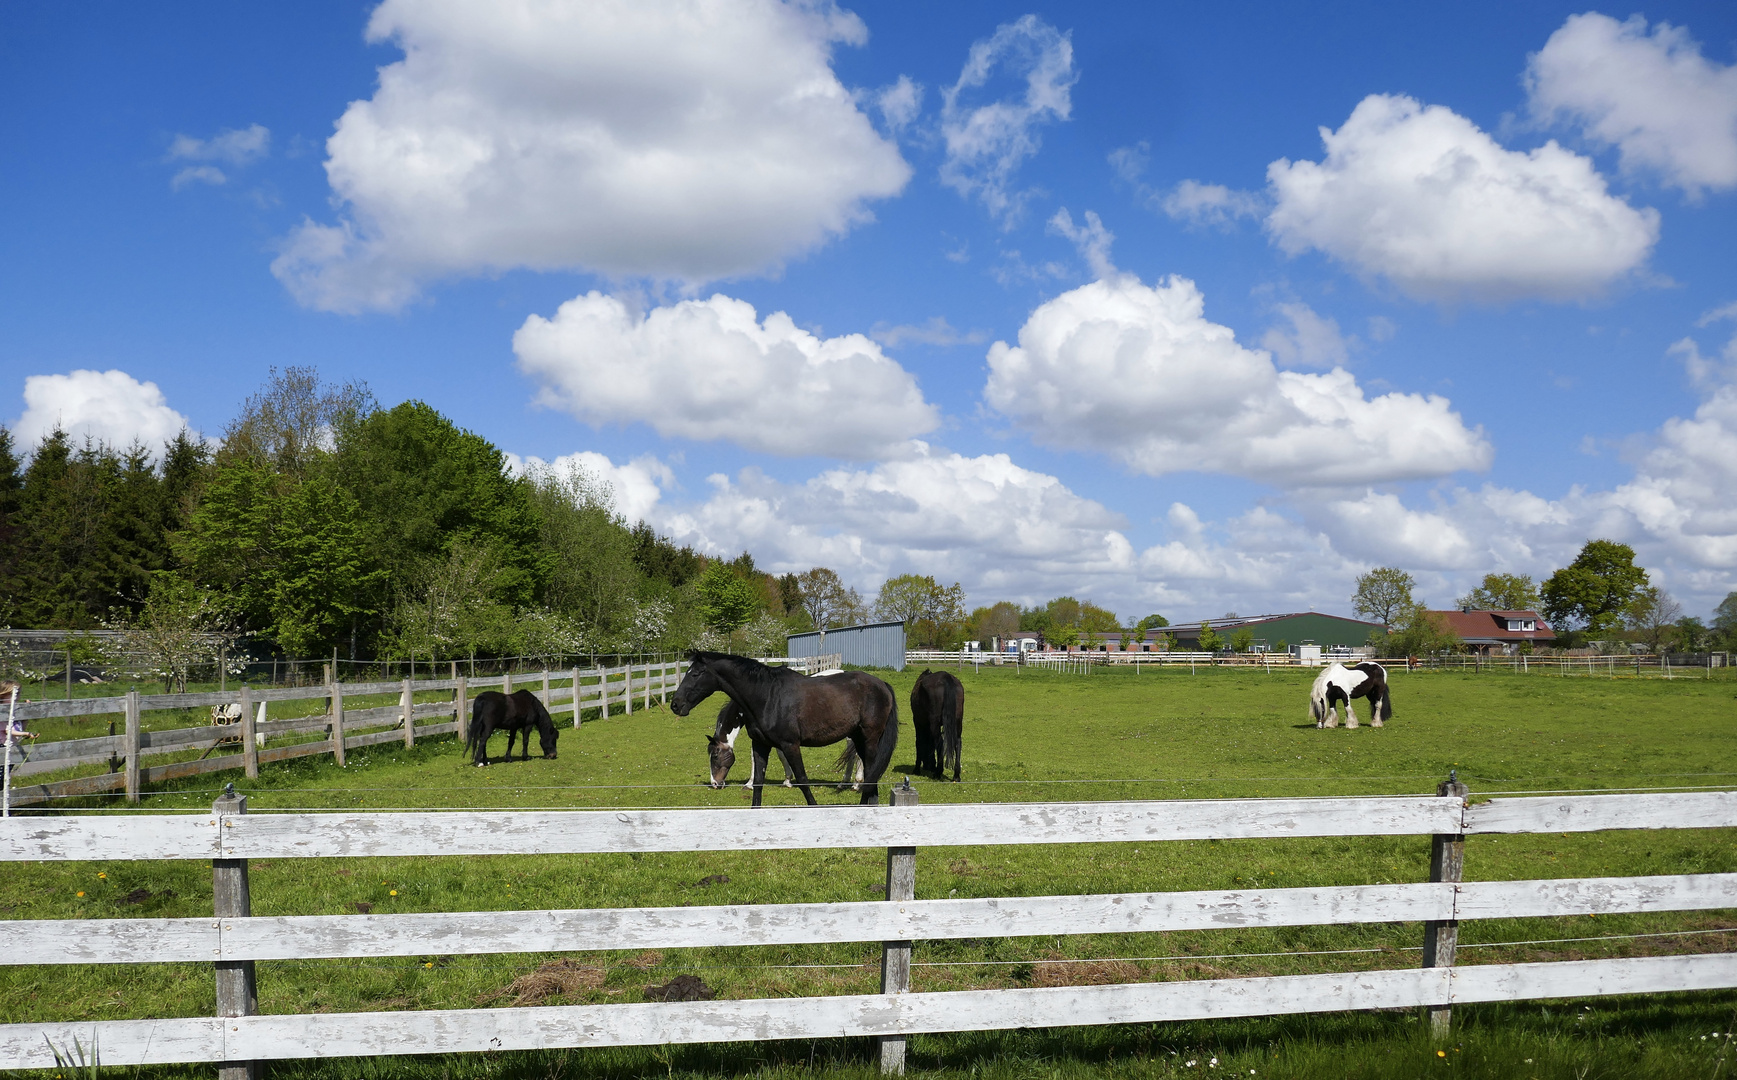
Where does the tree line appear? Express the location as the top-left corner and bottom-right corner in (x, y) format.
(1352, 540), (1737, 655)
(0, 369), (1165, 685)
(0, 370), (822, 682)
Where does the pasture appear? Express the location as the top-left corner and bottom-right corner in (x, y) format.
(3, 664), (1735, 1079)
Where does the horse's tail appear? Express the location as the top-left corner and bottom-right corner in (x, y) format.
(941, 681), (963, 779)
(862, 684), (899, 785)
(833, 740), (860, 779)
(1376, 675), (1394, 723)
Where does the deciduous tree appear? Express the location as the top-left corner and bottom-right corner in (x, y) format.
(1351, 567), (1416, 628)
(1541, 540), (1648, 634)
(1624, 585), (1682, 654)
(1456, 573), (1540, 612)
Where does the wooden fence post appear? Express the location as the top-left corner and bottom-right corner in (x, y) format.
(124, 689), (141, 804)
(328, 668), (346, 768)
(571, 666), (582, 729)
(624, 664), (634, 715)
(401, 679), (414, 749)
(239, 685), (258, 780)
(213, 782), (258, 1080)
(1422, 770), (1469, 1037)
(644, 662), (652, 711)
(880, 778), (919, 1075)
(541, 669), (550, 707)
(454, 662), (468, 744)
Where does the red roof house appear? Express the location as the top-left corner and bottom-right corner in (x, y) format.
(1427, 610), (1556, 652)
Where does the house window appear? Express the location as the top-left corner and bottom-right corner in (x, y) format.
(1505, 619), (1535, 632)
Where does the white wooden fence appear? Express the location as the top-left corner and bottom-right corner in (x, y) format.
(3, 662), (683, 808)
(3, 655), (845, 810)
(2, 786), (1735, 1072)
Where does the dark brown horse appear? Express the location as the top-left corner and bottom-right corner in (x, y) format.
(671, 651), (898, 806)
(467, 689), (557, 766)
(910, 669), (964, 781)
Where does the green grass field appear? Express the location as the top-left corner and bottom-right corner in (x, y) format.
(4, 664), (1736, 1079)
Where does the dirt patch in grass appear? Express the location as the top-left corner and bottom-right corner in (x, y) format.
(1030, 958), (1144, 987)
(483, 960), (607, 1006)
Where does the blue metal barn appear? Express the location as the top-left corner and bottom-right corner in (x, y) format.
(786, 620), (906, 671)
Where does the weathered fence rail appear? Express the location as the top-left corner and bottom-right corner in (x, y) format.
(1, 787), (1735, 1072)
(3, 655), (845, 809)
(3, 661), (683, 808)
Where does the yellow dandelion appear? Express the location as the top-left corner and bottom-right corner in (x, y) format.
(424, 962), (433, 969)
(76, 891), (85, 897)
(1436, 1050), (1445, 1058)
(97, 872), (106, 879)
(390, 889), (398, 896)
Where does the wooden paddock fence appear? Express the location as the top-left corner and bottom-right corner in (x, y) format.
(907, 649), (1729, 677)
(2, 784), (1735, 1074)
(1, 655), (843, 810)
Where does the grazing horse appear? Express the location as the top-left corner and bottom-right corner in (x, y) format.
(467, 689), (558, 765)
(673, 651), (897, 806)
(706, 701), (797, 790)
(1309, 662), (1392, 729)
(910, 669), (964, 781)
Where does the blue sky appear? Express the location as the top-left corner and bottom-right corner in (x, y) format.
(5, 0), (1736, 623)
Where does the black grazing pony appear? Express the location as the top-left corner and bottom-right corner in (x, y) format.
(910, 669), (964, 781)
(672, 651), (897, 806)
(467, 689), (558, 765)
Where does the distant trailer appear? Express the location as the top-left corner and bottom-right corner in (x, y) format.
(787, 620), (906, 671)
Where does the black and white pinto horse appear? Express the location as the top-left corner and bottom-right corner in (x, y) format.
(910, 669), (964, 781)
(673, 651), (898, 806)
(1309, 662), (1393, 729)
(707, 700), (800, 790)
(466, 689), (558, 765)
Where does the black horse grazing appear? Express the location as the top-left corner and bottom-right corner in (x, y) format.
(910, 669), (964, 781)
(673, 651), (898, 806)
(467, 689), (558, 765)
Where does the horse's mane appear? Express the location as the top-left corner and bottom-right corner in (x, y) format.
(689, 651), (803, 696)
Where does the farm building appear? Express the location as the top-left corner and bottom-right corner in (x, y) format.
(1164, 612), (1386, 651)
(1425, 609), (1556, 653)
(786, 620), (906, 671)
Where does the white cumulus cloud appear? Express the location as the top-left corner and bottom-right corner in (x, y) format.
(1527, 12), (1737, 196)
(983, 274), (1491, 486)
(13, 370), (194, 456)
(655, 445), (1134, 595)
(273, 0), (911, 312)
(1266, 94), (1659, 302)
(505, 450), (674, 527)
(513, 291), (939, 460)
(940, 14), (1075, 223)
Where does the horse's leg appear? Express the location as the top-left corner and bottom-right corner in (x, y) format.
(777, 748), (795, 788)
(1345, 698), (1358, 729)
(781, 745), (819, 806)
(749, 738), (771, 808)
(1370, 690), (1384, 727)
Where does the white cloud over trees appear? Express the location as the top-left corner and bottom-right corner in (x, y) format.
(1527, 13), (1737, 196)
(272, 0), (910, 312)
(981, 273), (1491, 485)
(12, 370), (194, 456)
(513, 291), (939, 460)
(1265, 94), (1660, 302)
